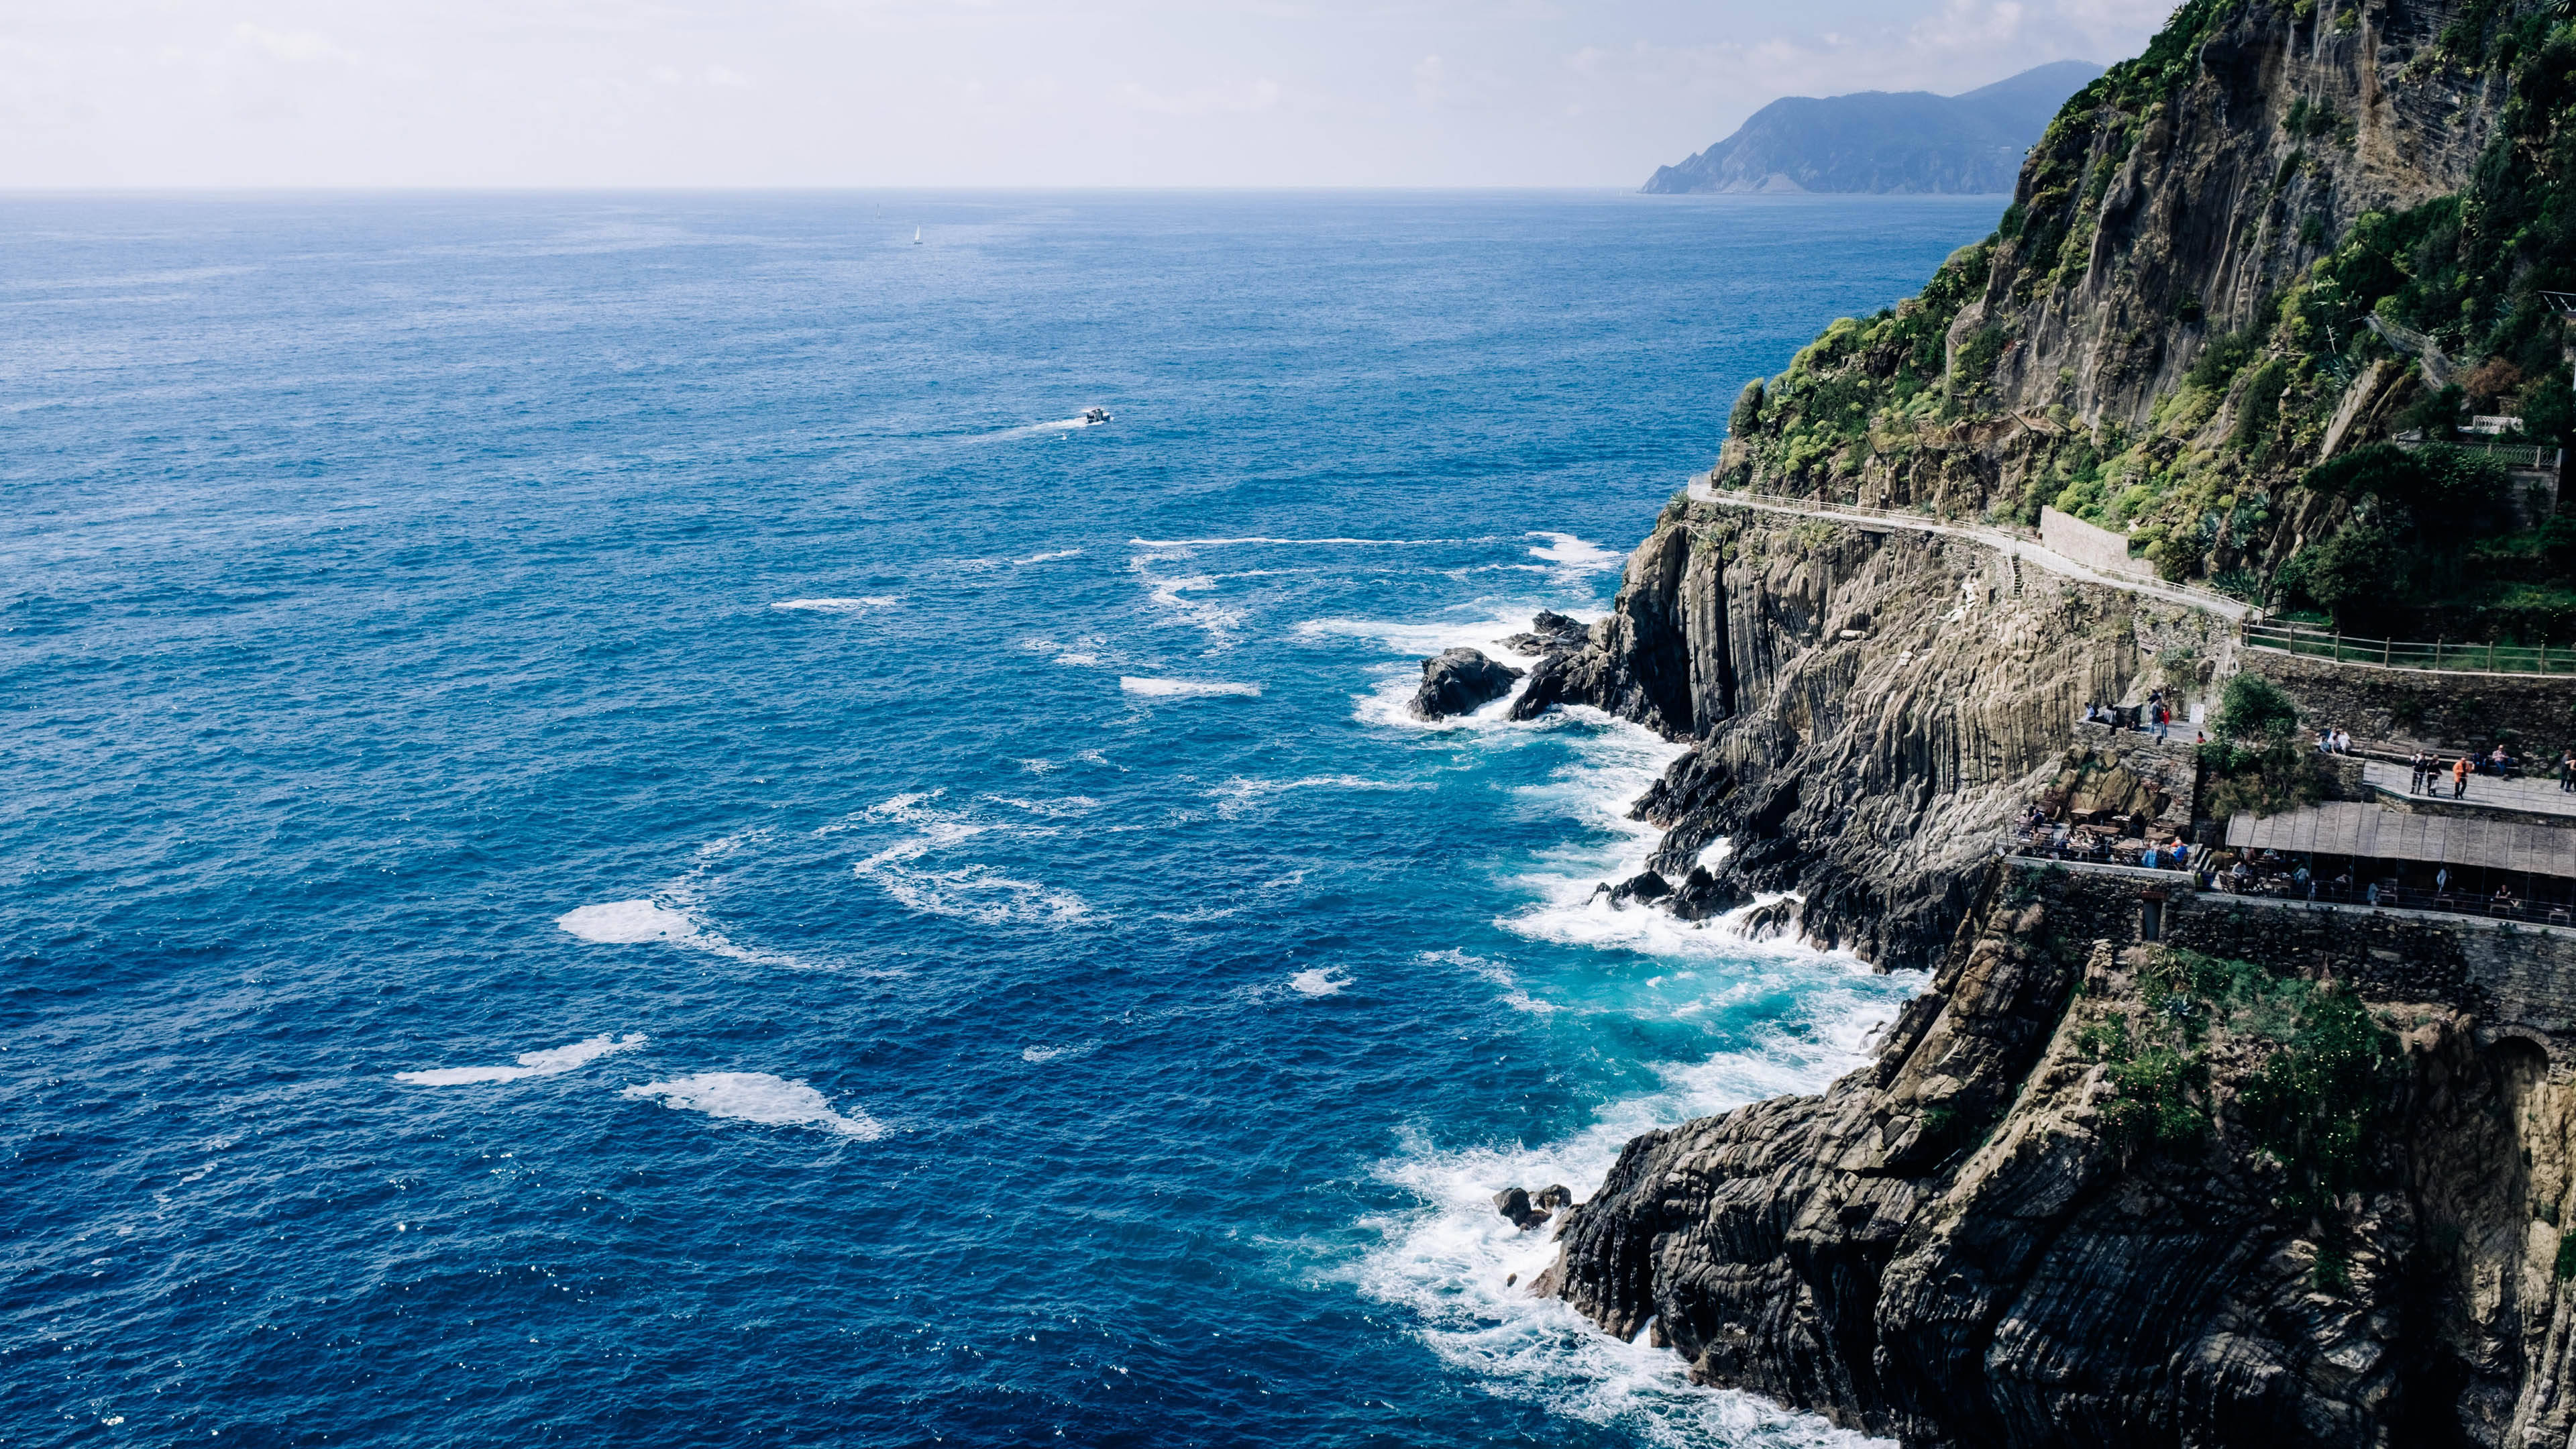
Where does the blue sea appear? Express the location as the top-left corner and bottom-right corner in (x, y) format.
(3, 192), (2001, 1448)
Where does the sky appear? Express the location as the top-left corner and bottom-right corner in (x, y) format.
(1, 0), (2172, 188)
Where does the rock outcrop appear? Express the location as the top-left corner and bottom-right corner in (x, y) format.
(1467, 0), (2576, 1439)
(1411, 647), (1521, 720)
(1548, 873), (2563, 1447)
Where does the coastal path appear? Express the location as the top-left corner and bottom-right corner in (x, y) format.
(2361, 758), (2576, 822)
(1683, 474), (2253, 622)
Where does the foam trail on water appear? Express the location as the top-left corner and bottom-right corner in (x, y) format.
(622, 1072), (884, 1139)
(1120, 677), (1260, 698)
(1128, 535), (1466, 547)
(770, 596), (900, 614)
(396, 1033), (647, 1086)
(848, 792), (1095, 926)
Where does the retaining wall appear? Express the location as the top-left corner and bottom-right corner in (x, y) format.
(2008, 857), (2576, 1055)
(2247, 649), (2576, 751)
(2040, 506), (2153, 580)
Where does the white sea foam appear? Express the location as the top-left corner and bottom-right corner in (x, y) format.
(557, 900), (699, 944)
(1525, 531), (1626, 580)
(1289, 967), (1348, 996)
(557, 832), (814, 969)
(1208, 775), (1430, 818)
(1350, 982), (1908, 1449)
(396, 1033), (647, 1086)
(1295, 607), (1599, 735)
(1020, 1040), (1099, 1065)
(769, 596), (900, 614)
(1128, 535), (1463, 547)
(1421, 948), (1561, 1014)
(1295, 608), (1589, 659)
(1120, 677), (1262, 698)
(621, 1072), (884, 1139)
(1130, 561), (1248, 647)
(849, 792), (1094, 926)
(1016, 548), (1082, 564)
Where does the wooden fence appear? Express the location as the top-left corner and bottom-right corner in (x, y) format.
(2243, 619), (2574, 674)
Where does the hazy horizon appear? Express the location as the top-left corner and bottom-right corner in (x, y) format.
(7, 0), (2168, 190)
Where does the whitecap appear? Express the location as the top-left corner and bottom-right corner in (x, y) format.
(396, 1034), (647, 1086)
(1525, 531), (1625, 580)
(1289, 967), (1348, 996)
(621, 1072), (883, 1139)
(1021, 1040), (1099, 1065)
(557, 843), (813, 969)
(1120, 677), (1261, 698)
(1016, 549), (1082, 564)
(769, 596), (899, 614)
(1209, 775), (1430, 817)
(557, 900), (698, 944)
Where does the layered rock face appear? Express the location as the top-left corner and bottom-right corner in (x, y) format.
(1513, 0), (2576, 1438)
(1523, 498), (2229, 965)
(1547, 869), (2576, 1448)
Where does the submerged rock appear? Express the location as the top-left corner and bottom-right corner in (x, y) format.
(1412, 648), (1521, 720)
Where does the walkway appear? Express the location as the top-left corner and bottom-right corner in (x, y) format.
(1684, 476), (2252, 621)
(2361, 759), (2576, 822)
(2000, 852), (2576, 940)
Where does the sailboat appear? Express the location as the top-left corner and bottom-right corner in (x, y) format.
(912, 226), (922, 246)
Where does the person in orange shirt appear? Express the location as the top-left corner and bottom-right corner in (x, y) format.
(2454, 754), (2471, 799)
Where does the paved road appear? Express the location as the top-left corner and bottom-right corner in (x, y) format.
(1683, 475), (2253, 621)
(2362, 757), (2576, 820)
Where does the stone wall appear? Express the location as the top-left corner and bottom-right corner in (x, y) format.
(2247, 647), (2576, 753)
(2015, 857), (2576, 1055)
(2041, 506), (2153, 580)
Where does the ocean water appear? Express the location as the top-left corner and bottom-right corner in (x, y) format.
(1, 192), (2000, 1448)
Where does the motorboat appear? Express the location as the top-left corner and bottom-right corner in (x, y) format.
(1081, 407), (1111, 425)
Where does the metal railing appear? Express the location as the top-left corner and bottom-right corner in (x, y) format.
(2241, 619), (2576, 675)
(2394, 433), (2566, 470)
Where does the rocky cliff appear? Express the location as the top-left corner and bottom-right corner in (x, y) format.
(1514, 0), (2576, 1440)
(1546, 868), (2576, 1448)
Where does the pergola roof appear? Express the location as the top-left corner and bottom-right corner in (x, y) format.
(2226, 800), (2576, 877)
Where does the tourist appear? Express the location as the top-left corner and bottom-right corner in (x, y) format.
(2436, 866), (2451, 900)
(2561, 750), (2575, 792)
(2367, 880), (2380, 906)
(2153, 702), (2169, 741)
(2491, 745), (2511, 776)
(2318, 727), (2332, 753)
(2496, 883), (2520, 914)
(2455, 755), (2471, 798)
(2411, 751), (2429, 793)
(2335, 728), (2352, 754)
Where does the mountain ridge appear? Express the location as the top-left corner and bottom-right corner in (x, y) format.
(1644, 60), (2105, 195)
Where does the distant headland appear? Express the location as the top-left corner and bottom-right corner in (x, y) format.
(1642, 59), (2104, 195)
